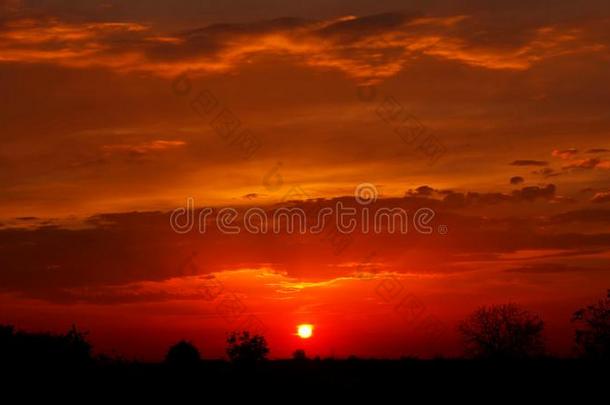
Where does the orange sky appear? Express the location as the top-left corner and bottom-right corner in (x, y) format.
(1, 0), (610, 360)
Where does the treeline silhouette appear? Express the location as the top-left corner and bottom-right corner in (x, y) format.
(1, 291), (608, 393)
(0, 324), (92, 369)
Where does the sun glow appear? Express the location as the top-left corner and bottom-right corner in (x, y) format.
(297, 324), (313, 339)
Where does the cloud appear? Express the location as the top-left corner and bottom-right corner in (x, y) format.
(102, 140), (186, 155)
(510, 160), (548, 166)
(591, 192), (610, 204)
(549, 147), (610, 171)
(242, 193), (260, 200)
(548, 209), (610, 224)
(562, 157), (610, 170)
(552, 148), (578, 160)
(532, 167), (561, 178)
(15, 216), (39, 221)
(586, 148), (610, 153)
(406, 185), (436, 197)
(437, 184), (559, 208)
(0, 12), (607, 83)
(505, 263), (605, 274)
(510, 176), (524, 185)
(2, 195), (610, 303)
(512, 184), (556, 201)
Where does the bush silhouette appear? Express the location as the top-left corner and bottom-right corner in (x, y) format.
(226, 331), (269, 364)
(165, 340), (201, 366)
(572, 290), (610, 359)
(459, 304), (545, 359)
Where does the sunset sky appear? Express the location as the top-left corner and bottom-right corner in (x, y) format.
(1, 0), (610, 360)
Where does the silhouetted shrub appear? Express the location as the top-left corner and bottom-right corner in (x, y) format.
(459, 304), (545, 359)
(226, 331), (269, 365)
(165, 340), (201, 367)
(572, 290), (610, 360)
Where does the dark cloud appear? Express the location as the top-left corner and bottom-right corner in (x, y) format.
(586, 148), (610, 153)
(505, 263), (606, 274)
(562, 157), (610, 170)
(242, 193), (260, 200)
(406, 185), (436, 197)
(15, 216), (39, 221)
(510, 176), (524, 185)
(316, 12), (416, 38)
(512, 184), (556, 201)
(464, 191), (513, 205)
(563, 157), (600, 169)
(548, 209), (610, 224)
(532, 167), (561, 178)
(510, 160), (548, 166)
(441, 184), (557, 208)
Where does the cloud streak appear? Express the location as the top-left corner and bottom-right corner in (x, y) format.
(1, 12), (607, 83)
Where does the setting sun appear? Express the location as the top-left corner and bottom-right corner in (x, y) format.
(297, 324), (314, 339)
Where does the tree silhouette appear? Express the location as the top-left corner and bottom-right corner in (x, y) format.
(571, 290), (610, 359)
(292, 349), (307, 361)
(459, 304), (545, 359)
(0, 324), (92, 368)
(226, 331), (269, 364)
(0, 325), (15, 364)
(165, 340), (201, 367)
(64, 324), (92, 364)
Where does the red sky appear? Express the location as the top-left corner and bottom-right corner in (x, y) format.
(1, 0), (610, 360)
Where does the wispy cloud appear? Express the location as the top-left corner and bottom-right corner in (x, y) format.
(102, 140), (186, 155)
(592, 192), (610, 203)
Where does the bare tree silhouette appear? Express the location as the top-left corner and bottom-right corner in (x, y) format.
(165, 340), (201, 367)
(572, 290), (610, 360)
(226, 331), (269, 365)
(459, 304), (545, 359)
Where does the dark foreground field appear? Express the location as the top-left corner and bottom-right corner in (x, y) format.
(4, 358), (609, 398)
